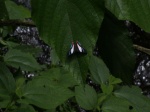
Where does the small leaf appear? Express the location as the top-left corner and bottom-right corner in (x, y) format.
(101, 84), (113, 95)
(4, 49), (41, 71)
(5, 0), (31, 19)
(89, 55), (110, 84)
(15, 76), (26, 97)
(109, 75), (122, 85)
(114, 86), (150, 112)
(102, 96), (132, 112)
(97, 93), (107, 106)
(75, 84), (98, 110)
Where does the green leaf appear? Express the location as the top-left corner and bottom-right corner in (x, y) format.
(51, 49), (60, 65)
(0, 0), (8, 19)
(13, 45), (42, 57)
(75, 84), (98, 110)
(98, 14), (135, 83)
(21, 82), (74, 109)
(15, 76), (26, 97)
(12, 104), (36, 112)
(0, 62), (16, 93)
(101, 84), (113, 95)
(31, 0), (104, 83)
(114, 86), (150, 112)
(65, 55), (89, 83)
(97, 93), (107, 106)
(0, 100), (11, 108)
(109, 75), (122, 85)
(6, 41), (19, 48)
(102, 96), (133, 112)
(5, 0), (31, 19)
(0, 62), (15, 108)
(37, 68), (78, 88)
(89, 55), (110, 84)
(105, 0), (150, 32)
(4, 49), (41, 71)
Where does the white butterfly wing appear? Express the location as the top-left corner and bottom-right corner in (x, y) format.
(77, 44), (83, 52)
(68, 43), (75, 56)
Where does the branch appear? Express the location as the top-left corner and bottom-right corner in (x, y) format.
(133, 44), (150, 55)
(0, 20), (36, 27)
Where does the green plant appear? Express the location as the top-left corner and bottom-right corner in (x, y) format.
(0, 0), (150, 112)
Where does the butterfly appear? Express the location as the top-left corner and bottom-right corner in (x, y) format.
(68, 41), (87, 56)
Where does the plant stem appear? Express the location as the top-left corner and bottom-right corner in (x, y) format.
(0, 20), (36, 27)
(133, 44), (150, 55)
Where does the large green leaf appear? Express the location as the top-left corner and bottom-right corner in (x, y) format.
(114, 86), (150, 112)
(75, 84), (98, 110)
(64, 55), (89, 83)
(102, 96), (133, 112)
(105, 0), (150, 32)
(0, 62), (15, 94)
(4, 49), (41, 71)
(31, 0), (104, 82)
(5, 0), (31, 19)
(35, 68), (78, 88)
(98, 14), (135, 83)
(21, 81), (74, 109)
(89, 55), (110, 84)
